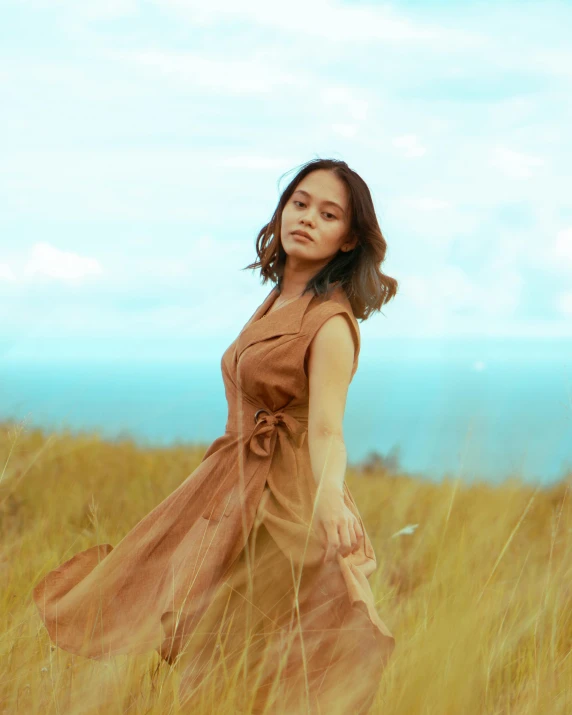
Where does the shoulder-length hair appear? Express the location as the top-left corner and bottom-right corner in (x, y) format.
(243, 157), (398, 321)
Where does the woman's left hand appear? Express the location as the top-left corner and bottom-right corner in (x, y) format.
(313, 485), (364, 563)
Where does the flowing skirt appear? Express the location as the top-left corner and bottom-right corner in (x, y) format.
(168, 497), (394, 714)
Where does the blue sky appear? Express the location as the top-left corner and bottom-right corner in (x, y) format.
(1, 0), (571, 361)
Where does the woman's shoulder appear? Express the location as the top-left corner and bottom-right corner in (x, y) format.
(302, 284), (360, 345)
(306, 283), (358, 324)
(302, 283), (361, 378)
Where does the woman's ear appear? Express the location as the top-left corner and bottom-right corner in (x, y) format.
(341, 236), (358, 252)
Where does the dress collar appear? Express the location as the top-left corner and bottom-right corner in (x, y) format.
(235, 282), (348, 360)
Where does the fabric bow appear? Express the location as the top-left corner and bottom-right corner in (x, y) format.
(248, 410), (307, 457)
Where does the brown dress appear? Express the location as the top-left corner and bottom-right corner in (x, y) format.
(33, 283), (396, 714)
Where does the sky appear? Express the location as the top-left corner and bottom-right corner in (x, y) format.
(1, 0), (571, 361)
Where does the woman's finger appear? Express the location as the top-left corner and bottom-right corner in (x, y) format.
(323, 521), (340, 564)
(355, 518), (365, 546)
(337, 521), (352, 557)
(349, 518), (360, 552)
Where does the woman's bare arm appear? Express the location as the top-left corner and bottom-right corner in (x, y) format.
(307, 313), (355, 494)
(307, 314), (362, 560)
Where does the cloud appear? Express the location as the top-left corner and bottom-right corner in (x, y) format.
(331, 124), (359, 138)
(385, 196), (467, 254)
(553, 228), (572, 264)
(490, 146), (545, 180)
(401, 197), (451, 211)
(556, 291), (572, 315)
(399, 264), (523, 319)
(0, 264), (16, 282)
(17, 0), (137, 20)
(321, 87), (369, 122)
(22, 242), (104, 284)
(392, 134), (427, 158)
(158, 0), (480, 46)
(378, 262), (532, 338)
(112, 50), (299, 95)
(85, 0), (137, 18)
(479, 268), (523, 317)
(400, 265), (476, 311)
(3, 0), (572, 347)
(218, 155), (289, 169)
(538, 227), (572, 276)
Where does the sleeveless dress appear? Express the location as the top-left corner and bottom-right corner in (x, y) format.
(33, 283), (396, 714)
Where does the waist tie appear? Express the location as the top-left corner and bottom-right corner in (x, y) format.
(248, 408), (307, 457)
(203, 404), (309, 521)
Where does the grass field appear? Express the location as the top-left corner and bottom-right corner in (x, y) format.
(2, 417), (572, 714)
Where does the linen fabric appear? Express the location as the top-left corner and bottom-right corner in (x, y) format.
(33, 282), (396, 713)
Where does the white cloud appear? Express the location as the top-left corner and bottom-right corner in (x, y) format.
(218, 155), (289, 169)
(23, 242), (103, 284)
(20, 0), (137, 19)
(112, 50), (300, 94)
(115, 234), (251, 296)
(378, 263), (528, 338)
(401, 265), (476, 311)
(538, 227), (572, 276)
(320, 87), (371, 138)
(399, 264), (523, 319)
(553, 228), (572, 264)
(321, 87), (369, 122)
(402, 197), (451, 211)
(392, 134), (427, 158)
(331, 124), (359, 138)
(556, 291), (572, 315)
(159, 0), (480, 46)
(0, 263), (16, 282)
(385, 196), (461, 253)
(479, 269), (523, 317)
(490, 147), (545, 180)
(3, 0), (572, 346)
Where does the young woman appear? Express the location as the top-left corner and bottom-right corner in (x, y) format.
(33, 158), (399, 713)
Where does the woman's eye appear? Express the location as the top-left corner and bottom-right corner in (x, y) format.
(293, 201), (336, 220)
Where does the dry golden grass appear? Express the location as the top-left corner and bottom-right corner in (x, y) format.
(2, 416), (572, 714)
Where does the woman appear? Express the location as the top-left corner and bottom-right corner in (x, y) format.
(33, 157), (399, 714)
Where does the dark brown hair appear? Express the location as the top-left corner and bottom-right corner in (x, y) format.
(243, 157), (398, 321)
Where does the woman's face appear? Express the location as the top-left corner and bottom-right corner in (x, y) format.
(279, 169), (356, 267)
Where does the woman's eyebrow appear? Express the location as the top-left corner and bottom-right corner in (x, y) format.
(293, 189), (345, 215)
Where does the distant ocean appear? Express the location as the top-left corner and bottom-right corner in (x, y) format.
(2, 350), (571, 487)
